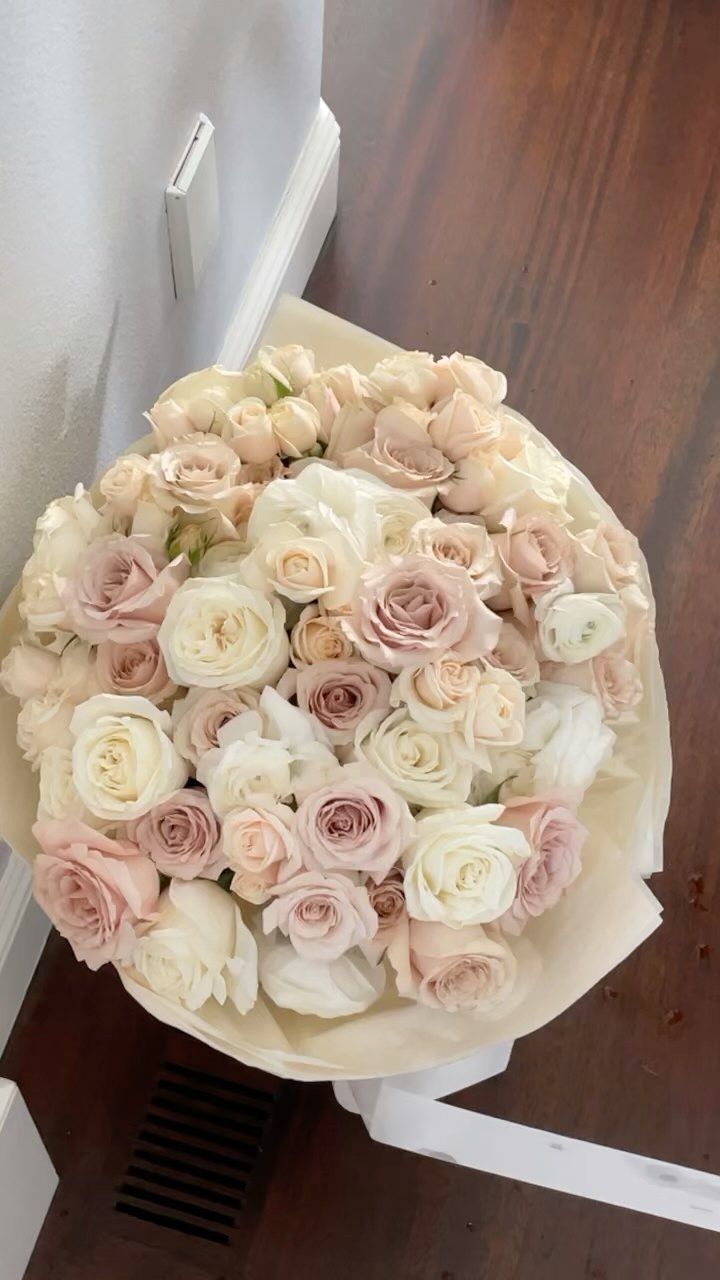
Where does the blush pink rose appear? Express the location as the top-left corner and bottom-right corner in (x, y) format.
(223, 801), (301, 903)
(498, 797), (587, 934)
(127, 788), (223, 880)
(32, 819), (160, 969)
(365, 866), (408, 962)
(171, 686), (260, 767)
(95, 638), (176, 703)
(428, 391), (503, 462)
(262, 870), (378, 961)
(387, 918), (518, 1013)
(65, 534), (189, 643)
(494, 511), (574, 605)
(279, 660), (390, 745)
(540, 652), (643, 722)
(342, 404), (453, 500)
(483, 616), (540, 686)
(345, 555), (501, 670)
(295, 764), (415, 879)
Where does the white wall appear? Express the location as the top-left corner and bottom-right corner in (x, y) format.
(0, 0), (324, 599)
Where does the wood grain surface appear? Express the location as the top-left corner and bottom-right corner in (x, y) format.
(3, 1), (720, 1276)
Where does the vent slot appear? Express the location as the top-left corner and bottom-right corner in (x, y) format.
(114, 1059), (280, 1246)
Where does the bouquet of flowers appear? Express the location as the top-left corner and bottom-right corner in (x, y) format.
(0, 321), (670, 1080)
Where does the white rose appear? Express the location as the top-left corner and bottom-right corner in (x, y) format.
(157, 578), (289, 688)
(435, 353), (507, 406)
(99, 454), (151, 517)
(16, 689), (74, 765)
(197, 689), (336, 814)
(391, 657), (482, 736)
(372, 489), (432, 558)
(442, 437), (571, 528)
(535, 584), (625, 664)
(130, 879), (258, 1014)
(20, 486), (106, 632)
(324, 402), (376, 460)
(258, 937), (385, 1017)
(354, 708), (473, 808)
(222, 397), (278, 464)
(0, 643), (60, 701)
(255, 343), (316, 395)
(268, 397), (320, 457)
(247, 462), (382, 560)
(241, 519), (365, 609)
(368, 351), (443, 408)
(403, 805), (530, 928)
(145, 366), (247, 443)
(490, 681), (615, 801)
(38, 746), (92, 821)
(70, 694), (188, 820)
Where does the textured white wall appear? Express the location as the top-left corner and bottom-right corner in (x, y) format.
(0, 0), (323, 598)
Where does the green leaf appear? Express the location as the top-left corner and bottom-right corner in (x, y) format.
(272, 376), (293, 399)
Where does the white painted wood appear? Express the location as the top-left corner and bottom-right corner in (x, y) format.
(0, 1080), (57, 1280)
(0, 849), (50, 1057)
(219, 100), (340, 369)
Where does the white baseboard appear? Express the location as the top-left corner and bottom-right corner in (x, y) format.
(0, 1080), (57, 1280)
(219, 98), (340, 368)
(0, 850), (50, 1057)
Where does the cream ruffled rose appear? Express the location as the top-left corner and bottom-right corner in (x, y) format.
(1, 643), (61, 701)
(428, 391), (503, 461)
(130, 878), (258, 1013)
(20, 487), (106, 633)
(490, 681), (615, 802)
(442, 436), (571, 527)
(354, 708), (474, 808)
(222, 801), (301, 903)
(372, 489), (429, 558)
(262, 870), (378, 961)
(37, 746), (93, 822)
(258, 938), (385, 1017)
(388, 918), (517, 1013)
(158, 578), (289, 689)
(171, 686), (260, 768)
(147, 435), (244, 514)
(70, 694), (188, 821)
(345, 555), (500, 671)
(33, 819), (159, 969)
(368, 351), (444, 408)
(434, 353), (507, 406)
(535, 584), (625, 664)
(145, 366), (247, 444)
(99, 454), (151, 517)
(403, 805), (530, 928)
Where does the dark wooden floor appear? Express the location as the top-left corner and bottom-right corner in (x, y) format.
(4, 0), (720, 1275)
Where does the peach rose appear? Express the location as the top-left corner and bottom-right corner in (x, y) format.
(295, 764), (415, 879)
(343, 403), (453, 499)
(428, 391), (503, 461)
(223, 801), (301, 904)
(411, 515), (501, 595)
(388, 918), (518, 1013)
(280, 659), (390, 745)
(290, 604), (355, 667)
(345, 555), (501, 671)
(64, 534), (188, 643)
(95, 638), (176, 703)
(498, 796), (586, 933)
(32, 819), (159, 969)
(223, 398), (279, 464)
(127, 788), (223, 880)
(262, 870), (378, 961)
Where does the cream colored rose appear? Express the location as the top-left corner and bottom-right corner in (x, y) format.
(290, 604), (355, 666)
(223, 397), (278, 464)
(254, 343), (316, 396)
(368, 351), (444, 409)
(467, 669), (526, 759)
(324, 402), (376, 460)
(70, 694), (188, 821)
(268, 397), (320, 457)
(157, 578), (289, 689)
(38, 746), (92, 821)
(391, 657), (482, 736)
(442, 438), (571, 527)
(145, 366), (247, 444)
(242, 520), (365, 609)
(300, 378), (340, 443)
(258, 938), (385, 1017)
(574, 522), (640, 592)
(536, 584), (625, 664)
(435, 353), (507, 406)
(342, 402), (453, 500)
(428, 391), (503, 461)
(130, 879), (258, 1014)
(0, 642), (60, 701)
(20, 486), (106, 633)
(412, 515), (501, 593)
(99, 454), (151, 517)
(147, 436), (243, 514)
(373, 490), (429, 558)
(354, 708), (473, 808)
(223, 800), (301, 904)
(403, 805), (530, 928)
(17, 689), (75, 765)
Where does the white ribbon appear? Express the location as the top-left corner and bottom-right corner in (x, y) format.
(333, 1043), (720, 1232)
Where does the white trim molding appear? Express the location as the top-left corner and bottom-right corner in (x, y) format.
(0, 1080), (57, 1279)
(219, 98), (340, 368)
(0, 848), (50, 1056)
